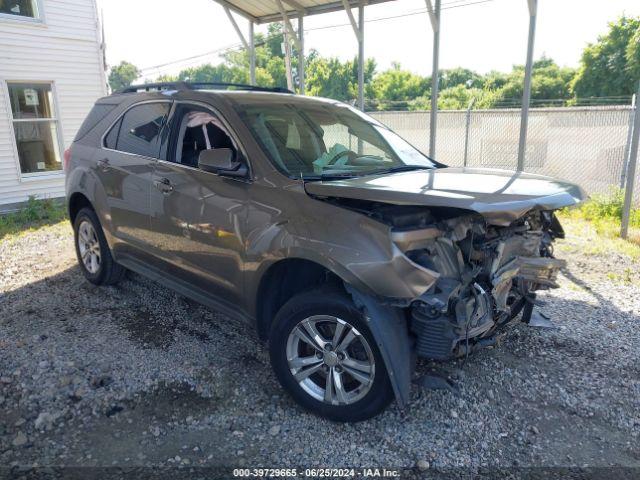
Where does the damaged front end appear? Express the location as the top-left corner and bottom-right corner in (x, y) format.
(397, 209), (565, 361)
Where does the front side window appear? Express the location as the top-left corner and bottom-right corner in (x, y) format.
(0, 0), (39, 19)
(236, 101), (435, 179)
(107, 103), (171, 158)
(8, 83), (62, 174)
(172, 107), (237, 168)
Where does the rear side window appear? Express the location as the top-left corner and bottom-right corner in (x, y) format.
(105, 102), (171, 158)
(75, 103), (117, 141)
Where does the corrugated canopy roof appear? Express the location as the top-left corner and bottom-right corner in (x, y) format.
(215, 0), (397, 24)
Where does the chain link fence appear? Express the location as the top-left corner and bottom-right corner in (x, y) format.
(370, 106), (639, 204)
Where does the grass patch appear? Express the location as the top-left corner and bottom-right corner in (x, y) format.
(559, 188), (640, 247)
(556, 215), (640, 260)
(0, 196), (68, 240)
(552, 188), (640, 263)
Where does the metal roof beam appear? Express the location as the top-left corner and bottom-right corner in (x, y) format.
(212, 0), (258, 23)
(255, 0), (394, 25)
(341, 0), (363, 42)
(425, 0), (439, 32)
(281, 0), (307, 14)
(224, 6), (249, 50)
(275, 0), (302, 50)
(222, 5), (256, 85)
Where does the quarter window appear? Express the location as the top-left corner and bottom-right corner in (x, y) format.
(106, 103), (171, 158)
(7, 83), (63, 174)
(104, 118), (121, 150)
(1, 0), (39, 19)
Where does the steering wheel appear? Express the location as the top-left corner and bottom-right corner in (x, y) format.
(326, 149), (357, 167)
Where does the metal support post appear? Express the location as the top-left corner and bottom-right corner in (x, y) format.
(517, 0), (537, 171)
(283, 26), (294, 91)
(275, 0), (304, 92)
(358, 4), (364, 112)
(298, 15), (305, 94)
(249, 21), (256, 85)
(463, 97), (476, 167)
(621, 81), (640, 239)
(341, 0), (365, 111)
(621, 93), (636, 188)
(426, 0), (440, 159)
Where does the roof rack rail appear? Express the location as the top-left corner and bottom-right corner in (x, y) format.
(115, 82), (294, 95)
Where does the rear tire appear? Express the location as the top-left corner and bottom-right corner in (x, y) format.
(269, 288), (394, 422)
(73, 207), (125, 286)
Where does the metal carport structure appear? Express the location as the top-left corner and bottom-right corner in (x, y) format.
(212, 0), (539, 170)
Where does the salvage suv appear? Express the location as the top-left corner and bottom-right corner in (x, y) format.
(65, 82), (585, 421)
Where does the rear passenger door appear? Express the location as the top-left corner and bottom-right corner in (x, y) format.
(99, 101), (171, 255)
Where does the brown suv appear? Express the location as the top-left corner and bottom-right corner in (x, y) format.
(65, 82), (586, 421)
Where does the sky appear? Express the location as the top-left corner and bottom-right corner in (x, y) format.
(96, 0), (640, 80)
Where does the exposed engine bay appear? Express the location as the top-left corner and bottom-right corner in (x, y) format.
(325, 198), (566, 362)
(402, 209), (564, 360)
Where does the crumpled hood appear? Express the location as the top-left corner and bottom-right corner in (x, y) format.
(304, 167), (587, 226)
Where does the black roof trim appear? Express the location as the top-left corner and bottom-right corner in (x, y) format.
(114, 82), (294, 95)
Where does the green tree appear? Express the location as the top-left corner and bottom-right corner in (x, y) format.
(178, 63), (246, 84)
(437, 85), (482, 110)
(220, 25), (293, 89)
(108, 61), (140, 92)
(439, 68), (483, 90)
(264, 23), (285, 59)
(481, 57), (575, 107)
(572, 16), (640, 97)
(156, 74), (178, 83)
(482, 70), (510, 91)
(370, 62), (428, 110)
(306, 56), (376, 102)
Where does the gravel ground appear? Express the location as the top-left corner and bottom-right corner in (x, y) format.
(0, 220), (639, 476)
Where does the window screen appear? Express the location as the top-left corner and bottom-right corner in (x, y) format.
(113, 103), (170, 158)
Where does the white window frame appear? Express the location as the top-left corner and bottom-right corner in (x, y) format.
(0, 0), (45, 24)
(2, 80), (66, 180)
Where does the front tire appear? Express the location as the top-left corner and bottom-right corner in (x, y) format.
(73, 207), (125, 286)
(269, 288), (394, 422)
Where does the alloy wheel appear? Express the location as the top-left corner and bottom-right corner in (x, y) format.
(286, 315), (375, 405)
(77, 220), (101, 274)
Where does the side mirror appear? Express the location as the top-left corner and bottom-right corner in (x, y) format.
(198, 148), (248, 178)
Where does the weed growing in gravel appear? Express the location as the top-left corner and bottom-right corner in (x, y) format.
(0, 196), (67, 240)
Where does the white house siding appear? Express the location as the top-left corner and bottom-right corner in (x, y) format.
(0, 0), (106, 207)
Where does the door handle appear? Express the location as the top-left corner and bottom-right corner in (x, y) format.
(154, 177), (174, 194)
(97, 158), (111, 172)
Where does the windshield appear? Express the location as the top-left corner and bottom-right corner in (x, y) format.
(236, 100), (436, 179)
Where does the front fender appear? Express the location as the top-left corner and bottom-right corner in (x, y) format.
(346, 284), (413, 409)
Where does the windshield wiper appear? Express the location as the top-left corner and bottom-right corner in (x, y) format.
(303, 165), (432, 181)
(302, 172), (360, 181)
(367, 164), (433, 175)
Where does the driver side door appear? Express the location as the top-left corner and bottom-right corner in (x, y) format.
(149, 102), (251, 312)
